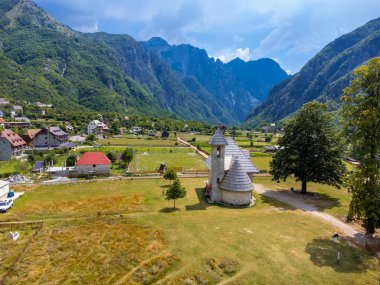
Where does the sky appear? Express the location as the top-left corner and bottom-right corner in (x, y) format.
(34, 0), (380, 74)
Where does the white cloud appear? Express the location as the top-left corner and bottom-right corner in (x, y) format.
(215, 48), (251, 63)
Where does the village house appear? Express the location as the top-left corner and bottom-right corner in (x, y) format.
(205, 129), (259, 206)
(31, 127), (68, 149)
(0, 118), (5, 128)
(131, 126), (141, 135)
(0, 130), (27, 161)
(75, 152), (111, 176)
(21, 129), (42, 146)
(4, 121), (32, 129)
(0, 180), (10, 198)
(35, 102), (52, 108)
(161, 130), (170, 139)
(11, 105), (23, 118)
(87, 120), (109, 137)
(0, 98), (9, 106)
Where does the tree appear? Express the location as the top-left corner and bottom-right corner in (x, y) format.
(121, 148), (134, 166)
(106, 151), (116, 163)
(86, 134), (96, 142)
(341, 57), (380, 233)
(66, 154), (77, 167)
(110, 121), (121, 135)
(165, 179), (187, 208)
(270, 101), (345, 194)
(27, 154), (35, 165)
(163, 169), (177, 184)
(43, 153), (58, 166)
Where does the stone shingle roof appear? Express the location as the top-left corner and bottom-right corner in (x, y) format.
(208, 129), (227, 146)
(224, 138), (259, 173)
(219, 157), (254, 192)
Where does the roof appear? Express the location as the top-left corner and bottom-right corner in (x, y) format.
(56, 142), (77, 149)
(12, 105), (23, 110)
(0, 130), (26, 147)
(90, 120), (108, 127)
(208, 129), (228, 146)
(0, 118), (5, 123)
(205, 137), (259, 174)
(219, 157), (254, 192)
(33, 161), (44, 172)
(48, 127), (67, 138)
(76, 152), (111, 166)
(24, 129), (41, 138)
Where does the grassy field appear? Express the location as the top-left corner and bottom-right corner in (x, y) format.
(136, 152), (207, 172)
(0, 178), (377, 284)
(0, 160), (31, 177)
(100, 137), (177, 147)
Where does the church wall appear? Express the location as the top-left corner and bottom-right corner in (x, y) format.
(221, 189), (252, 206)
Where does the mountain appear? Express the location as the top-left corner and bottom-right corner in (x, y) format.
(245, 17), (380, 127)
(0, 0), (287, 125)
(142, 37), (288, 122)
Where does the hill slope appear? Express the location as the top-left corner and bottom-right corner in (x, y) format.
(245, 17), (380, 126)
(0, 0), (288, 125)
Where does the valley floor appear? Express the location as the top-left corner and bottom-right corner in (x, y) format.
(0, 178), (378, 284)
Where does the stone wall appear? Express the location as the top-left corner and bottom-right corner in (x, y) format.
(75, 164), (111, 176)
(33, 133), (66, 148)
(0, 139), (12, 161)
(221, 189), (252, 206)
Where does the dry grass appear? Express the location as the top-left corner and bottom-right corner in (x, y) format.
(0, 178), (378, 284)
(2, 217), (176, 285)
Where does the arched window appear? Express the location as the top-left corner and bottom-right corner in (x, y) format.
(217, 146), (221, 157)
(217, 178), (220, 184)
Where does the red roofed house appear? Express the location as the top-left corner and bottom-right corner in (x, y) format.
(0, 130), (27, 161)
(75, 152), (111, 176)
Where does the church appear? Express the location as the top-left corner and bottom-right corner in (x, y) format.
(205, 129), (259, 206)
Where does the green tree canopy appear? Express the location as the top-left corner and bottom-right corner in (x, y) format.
(66, 154), (77, 167)
(106, 151), (116, 163)
(270, 101), (345, 194)
(165, 179), (187, 209)
(163, 168), (177, 184)
(341, 57), (380, 233)
(121, 148), (134, 165)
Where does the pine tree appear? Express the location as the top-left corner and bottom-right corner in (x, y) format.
(165, 179), (186, 209)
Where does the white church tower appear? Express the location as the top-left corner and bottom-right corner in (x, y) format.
(208, 129), (227, 202)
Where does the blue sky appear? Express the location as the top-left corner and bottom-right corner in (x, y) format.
(34, 0), (380, 74)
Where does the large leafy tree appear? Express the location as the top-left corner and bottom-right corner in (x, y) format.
(165, 179), (187, 209)
(270, 101), (345, 194)
(341, 57), (380, 234)
(121, 148), (134, 166)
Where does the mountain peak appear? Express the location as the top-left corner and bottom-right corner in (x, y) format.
(0, 0), (74, 36)
(146, 37), (169, 48)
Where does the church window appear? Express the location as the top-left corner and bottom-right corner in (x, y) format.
(217, 146), (221, 157)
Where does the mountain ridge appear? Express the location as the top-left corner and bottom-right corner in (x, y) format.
(245, 17), (380, 126)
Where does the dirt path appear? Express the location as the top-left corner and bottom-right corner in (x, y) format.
(254, 184), (367, 246)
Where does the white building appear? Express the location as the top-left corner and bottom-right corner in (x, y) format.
(87, 120), (109, 137)
(205, 129), (259, 206)
(0, 180), (10, 198)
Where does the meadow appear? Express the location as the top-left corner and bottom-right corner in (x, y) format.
(0, 178), (377, 284)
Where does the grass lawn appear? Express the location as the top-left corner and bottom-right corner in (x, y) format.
(0, 178), (377, 284)
(251, 156), (272, 172)
(99, 137), (177, 147)
(0, 160), (31, 177)
(136, 152), (207, 172)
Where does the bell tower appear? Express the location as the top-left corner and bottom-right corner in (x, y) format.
(208, 129), (227, 202)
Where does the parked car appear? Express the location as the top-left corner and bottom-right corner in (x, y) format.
(0, 199), (14, 213)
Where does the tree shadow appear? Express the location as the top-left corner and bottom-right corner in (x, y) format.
(159, 207), (180, 213)
(185, 188), (210, 211)
(305, 237), (375, 273)
(259, 188), (342, 212)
